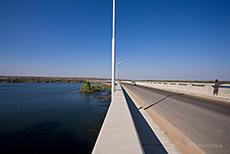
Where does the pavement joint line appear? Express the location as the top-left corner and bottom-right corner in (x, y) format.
(122, 85), (182, 154)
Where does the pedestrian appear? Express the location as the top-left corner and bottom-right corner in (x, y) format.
(213, 79), (221, 95)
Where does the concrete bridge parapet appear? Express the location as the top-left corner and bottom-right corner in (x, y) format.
(92, 83), (144, 154)
(122, 81), (230, 101)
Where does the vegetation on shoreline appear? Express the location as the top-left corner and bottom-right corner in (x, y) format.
(78, 82), (111, 93)
(78, 82), (102, 92)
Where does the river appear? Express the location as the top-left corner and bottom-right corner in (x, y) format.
(0, 83), (110, 154)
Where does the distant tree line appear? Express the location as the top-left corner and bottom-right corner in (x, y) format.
(0, 76), (89, 83)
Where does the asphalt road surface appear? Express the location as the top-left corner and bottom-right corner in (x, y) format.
(122, 83), (230, 154)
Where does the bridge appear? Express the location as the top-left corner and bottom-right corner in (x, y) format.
(92, 81), (230, 154)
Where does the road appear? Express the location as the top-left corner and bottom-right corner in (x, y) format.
(122, 83), (230, 154)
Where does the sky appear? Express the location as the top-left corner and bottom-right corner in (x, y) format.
(0, 0), (229, 80)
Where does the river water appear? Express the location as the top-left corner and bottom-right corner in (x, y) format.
(0, 83), (110, 154)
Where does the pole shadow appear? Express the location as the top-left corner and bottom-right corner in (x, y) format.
(122, 87), (168, 154)
(144, 94), (184, 110)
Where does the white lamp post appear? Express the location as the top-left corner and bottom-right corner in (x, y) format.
(111, 0), (116, 100)
(117, 61), (122, 82)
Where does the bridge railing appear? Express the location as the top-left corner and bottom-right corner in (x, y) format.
(122, 81), (230, 101)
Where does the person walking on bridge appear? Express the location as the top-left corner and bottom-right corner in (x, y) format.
(213, 79), (221, 95)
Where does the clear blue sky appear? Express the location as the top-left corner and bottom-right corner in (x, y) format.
(0, 0), (229, 80)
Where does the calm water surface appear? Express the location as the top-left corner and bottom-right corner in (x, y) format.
(0, 83), (110, 154)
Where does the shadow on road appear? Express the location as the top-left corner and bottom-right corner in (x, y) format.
(144, 94), (184, 110)
(122, 87), (168, 154)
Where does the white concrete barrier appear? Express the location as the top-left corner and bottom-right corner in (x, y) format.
(92, 83), (144, 154)
(122, 81), (230, 101)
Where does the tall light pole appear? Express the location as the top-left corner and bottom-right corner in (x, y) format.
(117, 61), (122, 82)
(111, 0), (116, 100)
